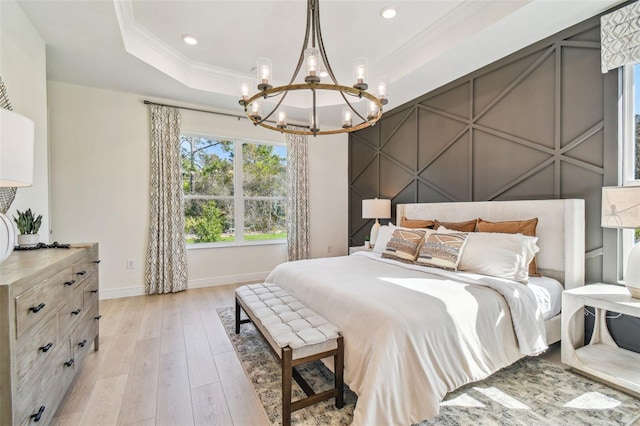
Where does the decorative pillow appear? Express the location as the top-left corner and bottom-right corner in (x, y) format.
(416, 233), (468, 271)
(434, 218), (478, 232)
(400, 216), (435, 229)
(373, 224), (395, 253)
(381, 229), (427, 263)
(457, 232), (539, 284)
(477, 218), (541, 277)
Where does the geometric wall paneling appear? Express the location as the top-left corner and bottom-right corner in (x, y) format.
(473, 50), (542, 116)
(560, 45), (603, 146)
(476, 50), (556, 146)
(350, 135), (377, 179)
(380, 107), (417, 148)
(567, 25), (600, 43)
(354, 119), (380, 147)
(380, 156), (414, 199)
(419, 134), (470, 202)
(417, 106), (469, 170)
(494, 163), (556, 201)
(381, 108), (418, 170)
(420, 81), (470, 120)
(563, 128), (604, 167)
(390, 181), (419, 224)
(472, 130), (552, 200)
(350, 157), (379, 199)
(417, 180), (455, 204)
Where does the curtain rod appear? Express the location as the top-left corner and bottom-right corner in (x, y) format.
(143, 100), (310, 129)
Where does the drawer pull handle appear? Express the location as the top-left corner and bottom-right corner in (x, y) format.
(94, 260), (101, 264)
(77, 270), (87, 276)
(39, 343), (53, 353)
(78, 339), (87, 348)
(31, 406), (45, 422)
(65, 280), (76, 286)
(64, 358), (74, 367)
(71, 309), (81, 316)
(29, 303), (45, 313)
(94, 315), (102, 321)
(91, 289), (99, 294)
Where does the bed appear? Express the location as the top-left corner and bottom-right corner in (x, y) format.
(266, 199), (585, 425)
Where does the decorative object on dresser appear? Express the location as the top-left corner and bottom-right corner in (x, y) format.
(13, 208), (42, 248)
(562, 283), (640, 396)
(361, 198), (391, 248)
(0, 243), (100, 425)
(601, 186), (640, 298)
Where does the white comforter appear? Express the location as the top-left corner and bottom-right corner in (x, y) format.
(266, 252), (547, 426)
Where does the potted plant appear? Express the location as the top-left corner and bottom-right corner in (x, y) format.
(13, 208), (42, 247)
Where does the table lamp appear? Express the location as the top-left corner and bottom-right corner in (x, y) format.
(362, 198), (391, 247)
(0, 108), (35, 262)
(601, 186), (640, 298)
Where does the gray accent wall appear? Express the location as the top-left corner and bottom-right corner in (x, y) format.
(349, 16), (640, 352)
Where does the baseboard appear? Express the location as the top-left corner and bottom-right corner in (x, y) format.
(98, 271), (271, 300)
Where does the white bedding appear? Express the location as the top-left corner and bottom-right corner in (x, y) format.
(266, 251), (547, 426)
(528, 276), (564, 320)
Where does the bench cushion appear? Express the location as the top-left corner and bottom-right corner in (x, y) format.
(236, 283), (340, 360)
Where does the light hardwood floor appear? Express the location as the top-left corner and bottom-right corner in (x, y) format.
(52, 284), (270, 426)
(52, 284), (570, 426)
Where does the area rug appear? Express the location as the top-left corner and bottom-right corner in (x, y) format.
(217, 307), (640, 425)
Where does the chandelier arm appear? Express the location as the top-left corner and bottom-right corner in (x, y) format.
(314, 0), (340, 86)
(283, 0), (313, 87)
(254, 90), (290, 125)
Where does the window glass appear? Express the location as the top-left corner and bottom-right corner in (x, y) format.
(181, 135), (286, 245)
(634, 64), (640, 180)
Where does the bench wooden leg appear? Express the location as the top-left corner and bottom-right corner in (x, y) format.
(335, 335), (344, 408)
(235, 298), (241, 334)
(282, 346), (293, 426)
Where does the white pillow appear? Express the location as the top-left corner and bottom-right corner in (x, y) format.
(373, 224), (395, 253)
(456, 232), (539, 284)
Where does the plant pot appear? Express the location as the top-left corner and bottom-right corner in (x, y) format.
(17, 233), (39, 248)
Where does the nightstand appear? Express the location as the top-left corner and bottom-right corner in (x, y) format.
(349, 246), (372, 255)
(561, 283), (640, 396)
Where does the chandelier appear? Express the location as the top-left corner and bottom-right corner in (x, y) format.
(239, 0), (388, 136)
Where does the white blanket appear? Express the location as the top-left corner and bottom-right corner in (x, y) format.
(266, 252), (547, 426)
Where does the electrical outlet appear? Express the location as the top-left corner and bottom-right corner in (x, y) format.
(126, 260), (134, 269)
(326, 245), (332, 254)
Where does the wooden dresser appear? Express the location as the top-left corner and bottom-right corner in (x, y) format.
(0, 243), (100, 425)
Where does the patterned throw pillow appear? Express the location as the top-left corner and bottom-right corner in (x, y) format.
(416, 233), (468, 270)
(382, 229), (426, 263)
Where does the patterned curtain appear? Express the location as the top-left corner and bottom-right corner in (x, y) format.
(286, 130), (310, 261)
(145, 104), (188, 294)
(601, 1), (640, 73)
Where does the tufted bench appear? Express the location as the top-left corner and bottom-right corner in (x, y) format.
(235, 283), (344, 426)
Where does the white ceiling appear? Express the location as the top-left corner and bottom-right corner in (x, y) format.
(16, 0), (622, 127)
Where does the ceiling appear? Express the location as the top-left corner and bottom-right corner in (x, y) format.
(16, 0), (622, 127)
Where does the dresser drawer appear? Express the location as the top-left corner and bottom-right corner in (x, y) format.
(82, 273), (99, 311)
(58, 290), (84, 338)
(15, 339), (74, 426)
(72, 304), (99, 366)
(15, 319), (58, 393)
(72, 251), (99, 287)
(15, 267), (70, 339)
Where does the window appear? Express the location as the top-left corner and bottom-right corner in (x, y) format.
(180, 135), (287, 246)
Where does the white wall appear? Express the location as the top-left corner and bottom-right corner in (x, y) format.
(0, 0), (49, 242)
(48, 81), (348, 299)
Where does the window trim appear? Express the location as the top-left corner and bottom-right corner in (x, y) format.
(181, 132), (287, 248)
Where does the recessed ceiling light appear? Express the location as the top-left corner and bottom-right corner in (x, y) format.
(182, 34), (198, 45)
(380, 6), (397, 19)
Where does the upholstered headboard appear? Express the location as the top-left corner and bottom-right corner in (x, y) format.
(397, 199), (585, 289)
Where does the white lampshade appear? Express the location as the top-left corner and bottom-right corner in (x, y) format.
(362, 198), (391, 219)
(1, 108), (35, 187)
(601, 186), (640, 229)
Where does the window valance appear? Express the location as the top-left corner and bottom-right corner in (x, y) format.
(601, 1), (640, 73)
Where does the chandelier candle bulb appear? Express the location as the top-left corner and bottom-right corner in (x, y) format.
(367, 100), (379, 121)
(239, 80), (251, 106)
(277, 111), (287, 129)
(353, 58), (369, 90)
(376, 76), (389, 105)
(342, 108), (352, 128)
(250, 102), (262, 121)
(257, 58), (273, 91)
(304, 48), (321, 83)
